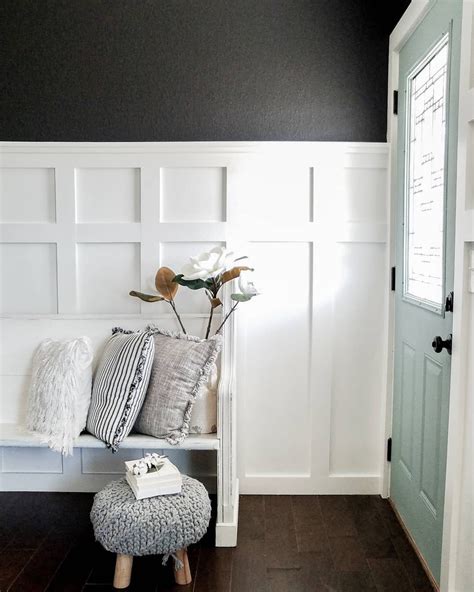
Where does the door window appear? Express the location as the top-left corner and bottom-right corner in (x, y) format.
(404, 34), (449, 311)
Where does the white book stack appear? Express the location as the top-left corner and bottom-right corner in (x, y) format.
(125, 454), (182, 500)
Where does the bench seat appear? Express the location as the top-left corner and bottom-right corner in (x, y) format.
(0, 423), (220, 450)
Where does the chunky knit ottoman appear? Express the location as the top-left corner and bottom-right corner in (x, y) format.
(90, 475), (211, 589)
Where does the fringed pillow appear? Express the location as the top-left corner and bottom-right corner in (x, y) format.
(87, 328), (154, 451)
(26, 337), (93, 456)
(134, 328), (222, 445)
(189, 362), (219, 434)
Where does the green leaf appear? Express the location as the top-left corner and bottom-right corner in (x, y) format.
(173, 274), (214, 291)
(231, 293), (252, 302)
(129, 290), (164, 303)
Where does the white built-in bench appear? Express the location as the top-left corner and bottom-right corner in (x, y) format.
(0, 424), (220, 450)
(0, 311), (238, 546)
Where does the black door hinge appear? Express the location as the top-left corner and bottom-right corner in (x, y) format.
(393, 90), (399, 115)
(445, 291), (454, 312)
(387, 437), (392, 462)
(391, 267), (396, 291)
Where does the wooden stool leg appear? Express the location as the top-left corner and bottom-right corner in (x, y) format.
(113, 553), (133, 589)
(174, 548), (192, 585)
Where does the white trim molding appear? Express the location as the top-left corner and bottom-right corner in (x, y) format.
(383, 0), (432, 500)
(441, 2), (474, 591)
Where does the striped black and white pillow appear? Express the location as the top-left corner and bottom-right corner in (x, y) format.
(86, 328), (155, 451)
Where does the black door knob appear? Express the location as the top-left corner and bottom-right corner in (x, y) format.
(432, 334), (452, 355)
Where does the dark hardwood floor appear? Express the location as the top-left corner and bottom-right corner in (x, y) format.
(0, 491), (434, 592)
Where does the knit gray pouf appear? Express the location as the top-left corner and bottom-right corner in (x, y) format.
(90, 475), (211, 589)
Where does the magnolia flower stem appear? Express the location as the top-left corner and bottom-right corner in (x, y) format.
(169, 300), (187, 334)
(215, 302), (239, 335)
(205, 305), (214, 340)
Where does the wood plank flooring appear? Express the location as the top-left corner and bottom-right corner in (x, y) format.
(0, 492), (434, 591)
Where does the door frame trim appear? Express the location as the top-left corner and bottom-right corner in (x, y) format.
(383, 0), (431, 500)
(385, 2), (474, 590)
(439, 2), (474, 591)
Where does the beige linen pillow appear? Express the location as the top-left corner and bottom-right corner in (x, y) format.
(189, 362), (219, 434)
(134, 328), (222, 444)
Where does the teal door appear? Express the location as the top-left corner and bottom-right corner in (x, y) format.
(391, 0), (462, 583)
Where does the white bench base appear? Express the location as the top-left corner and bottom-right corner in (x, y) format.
(215, 478), (240, 547)
(0, 424), (238, 546)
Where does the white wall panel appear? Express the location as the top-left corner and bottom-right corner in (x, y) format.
(330, 243), (386, 476)
(239, 241), (312, 478)
(230, 163), (312, 223)
(2, 447), (63, 473)
(0, 376), (29, 423)
(165, 449), (217, 478)
(0, 243), (57, 314)
(75, 167), (140, 222)
(342, 168), (387, 223)
(0, 167), (56, 223)
(77, 242), (140, 314)
(466, 123), (473, 210)
(0, 142), (388, 495)
(81, 448), (144, 474)
(161, 167), (225, 222)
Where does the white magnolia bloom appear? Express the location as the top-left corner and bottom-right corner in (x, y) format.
(238, 271), (259, 298)
(181, 247), (235, 281)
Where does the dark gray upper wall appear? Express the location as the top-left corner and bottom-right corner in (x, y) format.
(0, 0), (409, 142)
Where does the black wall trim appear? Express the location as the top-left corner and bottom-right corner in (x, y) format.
(0, 0), (409, 142)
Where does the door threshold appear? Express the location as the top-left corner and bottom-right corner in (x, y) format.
(388, 499), (439, 592)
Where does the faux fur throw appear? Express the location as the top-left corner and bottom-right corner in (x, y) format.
(26, 337), (93, 455)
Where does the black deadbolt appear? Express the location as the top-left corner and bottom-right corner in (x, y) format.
(432, 334), (452, 355)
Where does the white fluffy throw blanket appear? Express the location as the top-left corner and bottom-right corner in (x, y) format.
(26, 337), (93, 455)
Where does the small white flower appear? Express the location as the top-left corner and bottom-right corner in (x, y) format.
(151, 456), (162, 468)
(238, 271), (259, 298)
(132, 460), (148, 476)
(181, 247), (236, 281)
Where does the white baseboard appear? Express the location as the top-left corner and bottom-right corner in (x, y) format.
(215, 479), (239, 547)
(239, 474), (381, 495)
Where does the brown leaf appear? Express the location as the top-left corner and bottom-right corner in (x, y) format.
(155, 267), (179, 300)
(210, 297), (222, 309)
(220, 266), (253, 285)
(129, 291), (164, 302)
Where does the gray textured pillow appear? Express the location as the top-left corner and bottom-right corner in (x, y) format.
(134, 328), (222, 444)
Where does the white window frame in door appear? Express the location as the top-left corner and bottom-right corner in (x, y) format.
(402, 31), (451, 314)
(384, 2), (474, 591)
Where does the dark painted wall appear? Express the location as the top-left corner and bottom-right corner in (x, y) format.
(0, 0), (409, 142)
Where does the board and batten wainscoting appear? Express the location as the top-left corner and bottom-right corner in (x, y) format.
(0, 142), (389, 503)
